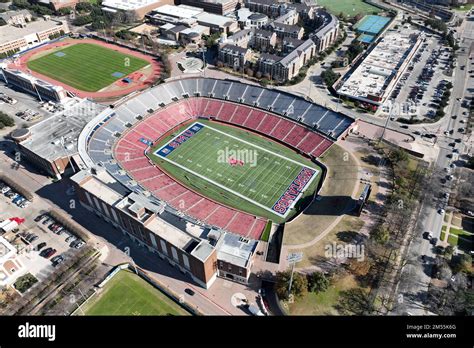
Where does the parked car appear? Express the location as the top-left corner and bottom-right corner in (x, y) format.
(51, 255), (64, 266)
(34, 215), (44, 222)
(74, 240), (85, 249)
(40, 247), (54, 258)
(45, 248), (57, 258)
(36, 242), (47, 251)
(184, 288), (195, 296)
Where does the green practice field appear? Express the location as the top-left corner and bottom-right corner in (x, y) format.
(317, 0), (380, 16)
(82, 270), (190, 316)
(27, 43), (149, 92)
(149, 121), (322, 222)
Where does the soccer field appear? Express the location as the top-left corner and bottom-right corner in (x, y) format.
(150, 121), (321, 220)
(317, 0), (380, 16)
(82, 270), (190, 316)
(27, 43), (149, 92)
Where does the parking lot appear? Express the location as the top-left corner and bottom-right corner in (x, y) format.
(381, 32), (455, 123)
(0, 180), (86, 288)
(0, 83), (51, 127)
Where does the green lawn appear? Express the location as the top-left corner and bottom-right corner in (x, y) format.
(452, 4), (474, 12)
(317, 0), (380, 16)
(82, 270), (190, 316)
(287, 274), (361, 315)
(149, 120), (322, 222)
(27, 43), (149, 92)
(440, 230), (446, 241)
(449, 227), (472, 237)
(260, 221), (272, 242)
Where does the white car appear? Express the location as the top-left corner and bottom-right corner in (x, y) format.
(438, 208), (445, 214)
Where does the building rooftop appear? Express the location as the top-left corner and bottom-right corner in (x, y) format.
(259, 53), (281, 63)
(101, 0), (163, 11)
(271, 22), (301, 34)
(78, 173), (125, 206)
(337, 32), (418, 104)
(153, 4), (203, 19)
(216, 233), (257, 268)
(220, 44), (249, 54)
(0, 237), (16, 264)
(0, 18), (64, 44)
(248, 13), (267, 21)
(236, 8), (253, 21)
(311, 10), (338, 39)
(180, 25), (209, 36)
(255, 29), (274, 38)
(191, 240), (215, 262)
(0, 10), (31, 22)
(20, 99), (106, 162)
(145, 215), (197, 250)
(195, 12), (234, 27)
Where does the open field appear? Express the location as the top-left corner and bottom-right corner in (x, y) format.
(149, 120), (322, 222)
(317, 0), (380, 16)
(291, 215), (365, 268)
(82, 270), (190, 316)
(287, 274), (362, 315)
(27, 43), (149, 92)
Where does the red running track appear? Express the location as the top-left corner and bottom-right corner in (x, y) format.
(9, 38), (162, 100)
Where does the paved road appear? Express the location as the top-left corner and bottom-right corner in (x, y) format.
(391, 13), (473, 315)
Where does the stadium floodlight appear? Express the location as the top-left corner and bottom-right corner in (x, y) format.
(287, 252), (303, 296)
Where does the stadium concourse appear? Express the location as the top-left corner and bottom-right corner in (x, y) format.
(79, 78), (355, 239)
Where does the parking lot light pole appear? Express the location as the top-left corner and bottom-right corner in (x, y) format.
(379, 101), (392, 143)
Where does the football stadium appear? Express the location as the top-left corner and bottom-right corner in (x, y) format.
(79, 77), (354, 239)
(10, 38), (161, 99)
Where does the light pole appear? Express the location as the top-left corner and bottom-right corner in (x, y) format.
(286, 252), (303, 298)
(379, 100), (392, 143)
(200, 46), (207, 77)
(100, 21), (107, 43)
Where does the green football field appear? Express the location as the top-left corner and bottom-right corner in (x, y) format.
(149, 121), (321, 221)
(317, 0), (380, 16)
(27, 43), (149, 92)
(82, 270), (190, 316)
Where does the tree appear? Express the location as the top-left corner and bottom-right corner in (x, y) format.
(0, 112), (14, 129)
(307, 272), (330, 293)
(336, 288), (374, 315)
(204, 33), (220, 48)
(321, 68), (339, 87)
(388, 148), (408, 164)
(370, 225), (390, 245)
(450, 254), (472, 274)
(72, 15), (92, 26)
(467, 156), (474, 170)
(75, 2), (93, 13)
(275, 270), (308, 300)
